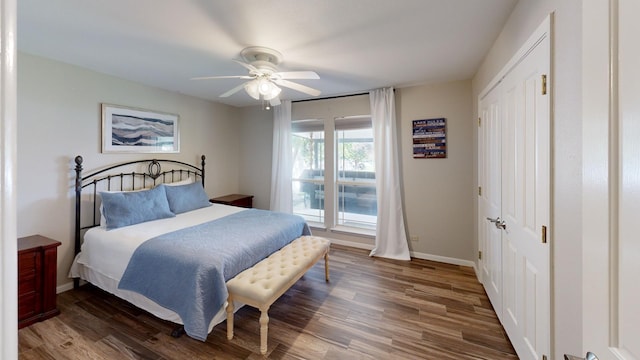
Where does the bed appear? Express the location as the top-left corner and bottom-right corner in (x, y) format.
(69, 155), (310, 341)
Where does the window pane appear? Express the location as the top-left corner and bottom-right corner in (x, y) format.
(337, 183), (376, 229)
(336, 128), (377, 229)
(293, 181), (324, 223)
(292, 130), (324, 224)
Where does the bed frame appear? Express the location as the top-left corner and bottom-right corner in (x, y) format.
(73, 155), (206, 289)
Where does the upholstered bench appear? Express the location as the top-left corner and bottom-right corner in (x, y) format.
(225, 235), (330, 355)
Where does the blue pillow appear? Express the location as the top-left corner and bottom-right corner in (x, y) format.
(100, 185), (175, 230)
(161, 182), (211, 214)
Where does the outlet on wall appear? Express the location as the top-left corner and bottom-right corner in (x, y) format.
(410, 235), (419, 242)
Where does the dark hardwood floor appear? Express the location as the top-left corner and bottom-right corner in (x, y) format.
(18, 244), (517, 359)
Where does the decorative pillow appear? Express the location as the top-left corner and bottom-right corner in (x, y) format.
(99, 188), (150, 227)
(100, 185), (175, 230)
(161, 182), (211, 215)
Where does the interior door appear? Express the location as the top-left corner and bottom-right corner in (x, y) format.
(478, 16), (551, 360)
(582, 0), (640, 359)
(499, 33), (550, 360)
(479, 89), (503, 317)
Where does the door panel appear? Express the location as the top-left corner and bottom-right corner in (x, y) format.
(500, 33), (550, 360)
(479, 90), (503, 317)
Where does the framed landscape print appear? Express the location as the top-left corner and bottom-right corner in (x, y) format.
(102, 103), (180, 153)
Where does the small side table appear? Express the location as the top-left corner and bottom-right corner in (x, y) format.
(210, 194), (254, 208)
(18, 235), (61, 329)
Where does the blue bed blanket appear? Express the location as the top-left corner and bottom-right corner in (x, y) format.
(117, 209), (311, 341)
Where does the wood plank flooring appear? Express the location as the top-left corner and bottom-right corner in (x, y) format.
(18, 244), (517, 359)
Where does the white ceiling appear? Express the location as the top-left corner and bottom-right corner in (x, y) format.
(18, 0), (517, 107)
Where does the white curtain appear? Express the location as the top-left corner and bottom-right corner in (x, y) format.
(369, 88), (411, 260)
(269, 100), (293, 213)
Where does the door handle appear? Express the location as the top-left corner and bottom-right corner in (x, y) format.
(486, 216), (500, 224)
(486, 217), (507, 230)
(564, 352), (599, 360)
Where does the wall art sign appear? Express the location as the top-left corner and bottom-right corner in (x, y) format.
(102, 104), (179, 153)
(412, 118), (446, 158)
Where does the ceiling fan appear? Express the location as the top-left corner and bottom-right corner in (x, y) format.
(192, 46), (321, 108)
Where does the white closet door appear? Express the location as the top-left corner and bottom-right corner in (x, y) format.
(478, 16), (551, 360)
(499, 32), (550, 360)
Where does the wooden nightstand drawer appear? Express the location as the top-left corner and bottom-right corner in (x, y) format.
(18, 292), (39, 320)
(18, 272), (38, 295)
(18, 252), (40, 294)
(18, 251), (37, 272)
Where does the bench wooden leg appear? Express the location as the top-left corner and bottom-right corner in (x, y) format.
(226, 300), (234, 340)
(324, 251), (330, 282)
(259, 308), (269, 355)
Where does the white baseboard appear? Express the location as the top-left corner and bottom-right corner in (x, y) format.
(57, 281), (74, 294)
(328, 237), (374, 251)
(327, 237), (476, 269)
(473, 263), (480, 280)
(409, 250), (476, 268)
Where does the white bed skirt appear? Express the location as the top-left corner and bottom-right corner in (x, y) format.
(69, 256), (230, 335)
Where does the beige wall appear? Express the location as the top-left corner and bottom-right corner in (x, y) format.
(18, 53), (242, 289)
(239, 82), (475, 263)
(238, 105), (273, 210)
(471, 0), (583, 358)
(396, 80), (474, 260)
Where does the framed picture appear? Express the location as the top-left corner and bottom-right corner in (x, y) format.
(412, 118), (446, 158)
(102, 103), (180, 153)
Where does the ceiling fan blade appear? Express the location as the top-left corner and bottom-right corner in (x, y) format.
(274, 79), (322, 97)
(275, 71), (320, 80)
(232, 59), (258, 72)
(219, 82), (248, 98)
(191, 75), (252, 80)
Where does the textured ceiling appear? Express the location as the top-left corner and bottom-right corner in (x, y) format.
(18, 0), (517, 107)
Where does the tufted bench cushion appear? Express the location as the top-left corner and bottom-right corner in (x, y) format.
(226, 235), (330, 354)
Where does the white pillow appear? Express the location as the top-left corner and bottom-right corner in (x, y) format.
(164, 177), (195, 186)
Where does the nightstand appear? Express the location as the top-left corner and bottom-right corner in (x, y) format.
(210, 194), (254, 208)
(18, 235), (61, 329)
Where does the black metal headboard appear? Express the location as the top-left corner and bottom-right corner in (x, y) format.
(73, 155), (206, 266)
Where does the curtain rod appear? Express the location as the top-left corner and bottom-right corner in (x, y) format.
(291, 88), (396, 103)
(292, 91), (370, 103)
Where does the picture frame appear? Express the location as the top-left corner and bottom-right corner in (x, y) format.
(412, 118), (446, 158)
(101, 103), (180, 153)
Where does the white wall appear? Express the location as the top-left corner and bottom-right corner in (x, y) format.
(239, 82), (475, 262)
(471, 0), (583, 358)
(17, 53), (242, 289)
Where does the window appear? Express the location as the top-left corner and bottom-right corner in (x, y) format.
(292, 116), (377, 231)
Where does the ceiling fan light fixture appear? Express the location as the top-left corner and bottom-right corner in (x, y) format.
(263, 84), (281, 100)
(244, 80), (260, 100)
(257, 77), (274, 95)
